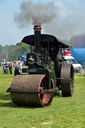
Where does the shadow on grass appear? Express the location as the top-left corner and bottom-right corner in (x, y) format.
(0, 94), (41, 109)
(0, 93), (16, 107)
(0, 94), (10, 101)
(0, 101), (16, 107)
(0, 101), (42, 109)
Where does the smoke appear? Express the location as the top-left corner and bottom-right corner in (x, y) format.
(15, 0), (57, 26)
(44, 0), (85, 40)
(15, 0), (85, 40)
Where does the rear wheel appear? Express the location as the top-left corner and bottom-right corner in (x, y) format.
(60, 63), (74, 96)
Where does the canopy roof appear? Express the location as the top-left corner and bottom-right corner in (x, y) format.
(22, 34), (71, 48)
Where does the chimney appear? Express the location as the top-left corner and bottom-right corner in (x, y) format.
(33, 25), (42, 53)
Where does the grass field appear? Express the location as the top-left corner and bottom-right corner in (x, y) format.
(0, 67), (85, 128)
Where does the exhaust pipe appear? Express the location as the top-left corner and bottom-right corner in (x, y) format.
(33, 25), (42, 53)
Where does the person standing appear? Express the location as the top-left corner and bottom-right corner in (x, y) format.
(14, 61), (19, 76)
(8, 62), (13, 74)
(19, 61), (23, 74)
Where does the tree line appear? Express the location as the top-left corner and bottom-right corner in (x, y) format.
(0, 42), (30, 61)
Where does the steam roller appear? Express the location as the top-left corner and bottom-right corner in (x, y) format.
(7, 25), (74, 107)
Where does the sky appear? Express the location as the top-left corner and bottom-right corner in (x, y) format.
(0, 0), (85, 46)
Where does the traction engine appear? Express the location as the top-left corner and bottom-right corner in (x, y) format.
(7, 25), (74, 107)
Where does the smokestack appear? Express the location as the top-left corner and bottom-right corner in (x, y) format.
(33, 25), (42, 53)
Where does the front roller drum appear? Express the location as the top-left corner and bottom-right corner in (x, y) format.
(60, 63), (74, 96)
(10, 74), (54, 107)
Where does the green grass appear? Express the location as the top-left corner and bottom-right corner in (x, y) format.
(0, 67), (85, 128)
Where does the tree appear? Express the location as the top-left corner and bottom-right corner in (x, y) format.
(0, 42), (30, 61)
(15, 42), (30, 60)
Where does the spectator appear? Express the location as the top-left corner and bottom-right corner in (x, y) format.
(0, 62), (1, 67)
(3, 62), (8, 74)
(19, 61), (23, 74)
(14, 61), (19, 76)
(8, 62), (13, 74)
